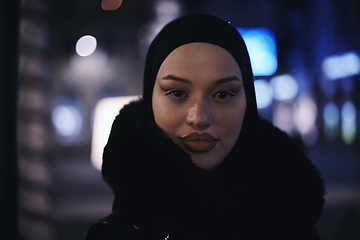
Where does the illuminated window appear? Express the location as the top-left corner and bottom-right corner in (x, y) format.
(237, 28), (278, 76)
(254, 79), (273, 109)
(341, 101), (357, 144)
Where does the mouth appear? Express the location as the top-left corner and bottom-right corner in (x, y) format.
(180, 133), (218, 153)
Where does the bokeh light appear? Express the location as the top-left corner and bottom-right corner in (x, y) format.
(341, 101), (357, 144)
(322, 51), (360, 80)
(273, 102), (294, 134)
(254, 79), (273, 109)
(237, 28), (278, 76)
(294, 95), (318, 146)
(155, 0), (180, 20)
(52, 105), (83, 144)
(67, 50), (110, 84)
(75, 35), (97, 57)
(270, 74), (298, 101)
(323, 102), (340, 141)
(101, 0), (122, 10)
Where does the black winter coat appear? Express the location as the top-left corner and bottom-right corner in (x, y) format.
(86, 99), (325, 240)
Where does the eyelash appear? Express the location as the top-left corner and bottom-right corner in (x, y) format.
(164, 89), (237, 101)
(165, 89), (188, 98)
(214, 91), (236, 100)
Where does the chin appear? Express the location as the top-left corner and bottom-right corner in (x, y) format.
(178, 143), (224, 170)
(190, 154), (222, 171)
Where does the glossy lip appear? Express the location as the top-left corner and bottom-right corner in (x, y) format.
(180, 132), (218, 153)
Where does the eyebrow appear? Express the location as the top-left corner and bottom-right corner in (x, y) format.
(161, 75), (241, 85)
(214, 76), (241, 85)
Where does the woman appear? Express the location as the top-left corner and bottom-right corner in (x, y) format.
(87, 14), (325, 240)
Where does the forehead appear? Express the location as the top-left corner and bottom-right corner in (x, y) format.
(157, 42), (241, 79)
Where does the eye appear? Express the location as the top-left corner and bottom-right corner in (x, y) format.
(214, 91), (235, 100)
(166, 90), (188, 98)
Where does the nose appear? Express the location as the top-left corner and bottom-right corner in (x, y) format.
(187, 100), (211, 131)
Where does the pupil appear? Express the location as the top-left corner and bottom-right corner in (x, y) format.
(174, 91), (182, 97)
(218, 92), (226, 98)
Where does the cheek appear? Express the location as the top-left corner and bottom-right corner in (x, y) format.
(152, 94), (184, 136)
(217, 97), (247, 145)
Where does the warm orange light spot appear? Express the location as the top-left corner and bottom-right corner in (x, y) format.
(101, 0), (122, 10)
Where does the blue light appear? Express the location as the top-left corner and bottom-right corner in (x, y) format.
(324, 102), (340, 127)
(52, 105), (83, 145)
(254, 79), (273, 109)
(341, 101), (357, 144)
(323, 102), (339, 141)
(237, 28), (278, 76)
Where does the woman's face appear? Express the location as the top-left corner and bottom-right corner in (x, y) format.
(152, 42), (246, 170)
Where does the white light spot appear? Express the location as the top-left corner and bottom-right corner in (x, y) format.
(322, 51), (360, 80)
(294, 95), (317, 135)
(294, 95), (318, 146)
(76, 35), (97, 57)
(254, 79), (273, 109)
(270, 74), (298, 101)
(52, 105), (82, 139)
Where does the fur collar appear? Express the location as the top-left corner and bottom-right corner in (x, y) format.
(101, 99), (325, 238)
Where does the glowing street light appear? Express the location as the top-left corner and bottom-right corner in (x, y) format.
(75, 35), (97, 57)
